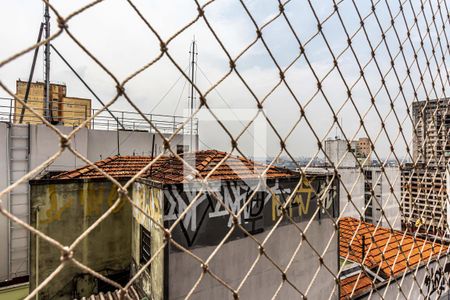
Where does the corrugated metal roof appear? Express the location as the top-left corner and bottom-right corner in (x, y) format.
(52, 150), (297, 184)
(339, 217), (448, 299)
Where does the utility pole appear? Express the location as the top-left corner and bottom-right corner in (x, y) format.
(44, 2), (51, 121)
(189, 39), (197, 152)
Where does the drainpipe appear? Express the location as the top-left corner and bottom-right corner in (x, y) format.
(36, 207), (39, 300)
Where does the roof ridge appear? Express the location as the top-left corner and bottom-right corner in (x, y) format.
(53, 155), (120, 179)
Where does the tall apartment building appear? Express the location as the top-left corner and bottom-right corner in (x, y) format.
(324, 137), (372, 168)
(402, 98), (450, 235)
(324, 137), (401, 229)
(412, 98), (450, 164)
(14, 80), (91, 127)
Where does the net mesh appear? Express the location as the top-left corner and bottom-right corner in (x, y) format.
(1, 0), (450, 299)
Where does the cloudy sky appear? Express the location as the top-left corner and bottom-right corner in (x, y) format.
(0, 0), (447, 161)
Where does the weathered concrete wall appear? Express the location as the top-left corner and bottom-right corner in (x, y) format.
(30, 181), (132, 299)
(0, 123), (9, 281)
(167, 220), (338, 299)
(131, 182), (164, 300)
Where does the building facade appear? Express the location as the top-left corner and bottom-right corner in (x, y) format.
(338, 167), (401, 230)
(0, 121), (198, 285)
(325, 137), (372, 168)
(29, 151), (340, 299)
(401, 98), (450, 236)
(412, 98), (450, 164)
(14, 80), (91, 127)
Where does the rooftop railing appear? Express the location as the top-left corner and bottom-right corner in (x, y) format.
(0, 97), (198, 134)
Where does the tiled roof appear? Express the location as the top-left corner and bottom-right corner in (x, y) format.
(340, 272), (373, 300)
(77, 286), (141, 300)
(52, 150), (296, 184)
(339, 217), (448, 299)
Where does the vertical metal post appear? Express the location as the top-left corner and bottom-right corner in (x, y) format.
(189, 39), (197, 152)
(44, 2), (51, 121)
(173, 116), (176, 133)
(117, 120), (120, 156)
(9, 98), (13, 124)
(150, 114), (153, 133)
(19, 23), (44, 124)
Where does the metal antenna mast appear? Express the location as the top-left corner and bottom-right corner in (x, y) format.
(189, 39), (197, 152)
(44, 2), (51, 121)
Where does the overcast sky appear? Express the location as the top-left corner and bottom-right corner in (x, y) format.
(1, 0), (448, 161)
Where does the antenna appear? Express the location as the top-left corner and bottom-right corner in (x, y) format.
(189, 38), (198, 152)
(44, 1), (51, 121)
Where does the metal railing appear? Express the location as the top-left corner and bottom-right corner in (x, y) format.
(0, 0), (450, 300)
(0, 96), (198, 134)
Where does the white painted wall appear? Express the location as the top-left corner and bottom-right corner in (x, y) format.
(325, 138), (357, 168)
(338, 168), (365, 219)
(168, 219), (338, 300)
(0, 123), (9, 281)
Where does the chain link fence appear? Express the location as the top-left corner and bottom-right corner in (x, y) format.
(1, 0), (450, 299)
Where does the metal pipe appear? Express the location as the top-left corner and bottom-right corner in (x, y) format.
(189, 40), (196, 152)
(50, 44), (125, 130)
(36, 207), (40, 300)
(19, 22), (44, 124)
(44, 3), (51, 121)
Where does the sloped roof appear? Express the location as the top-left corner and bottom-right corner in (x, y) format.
(77, 286), (141, 300)
(339, 217), (448, 299)
(52, 150), (296, 184)
(340, 272), (373, 300)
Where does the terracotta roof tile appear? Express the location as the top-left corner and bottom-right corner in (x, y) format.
(77, 286), (141, 300)
(52, 150), (297, 184)
(339, 217), (448, 299)
(340, 272), (373, 300)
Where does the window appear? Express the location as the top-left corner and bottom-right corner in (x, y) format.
(140, 225), (151, 265)
(177, 144), (189, 154)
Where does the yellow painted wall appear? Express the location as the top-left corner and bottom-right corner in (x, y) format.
(30, 181), (131, 299)
(0, 283), (28, 300)
(14, 81), (91, 127)
(62, 97), (91, 127)
(132, 182), (164, 300)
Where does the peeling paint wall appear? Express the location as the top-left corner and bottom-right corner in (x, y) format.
(131, 182), (164, 300)
(30, 181), (132, 300)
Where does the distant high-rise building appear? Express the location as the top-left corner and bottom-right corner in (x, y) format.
(324, 137), (371, 168)
(401, 98), (450, 236)
(357, 137), (371, 158)
(412, 98), (450, 164)
(14, 80), (91, 127)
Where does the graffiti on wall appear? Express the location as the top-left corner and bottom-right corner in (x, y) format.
(163, 177), (337, 248)
(424, 263), (450, 297)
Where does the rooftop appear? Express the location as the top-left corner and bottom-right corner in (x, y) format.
(52, 150), (297, 184)
(339, 217), (448, 299)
